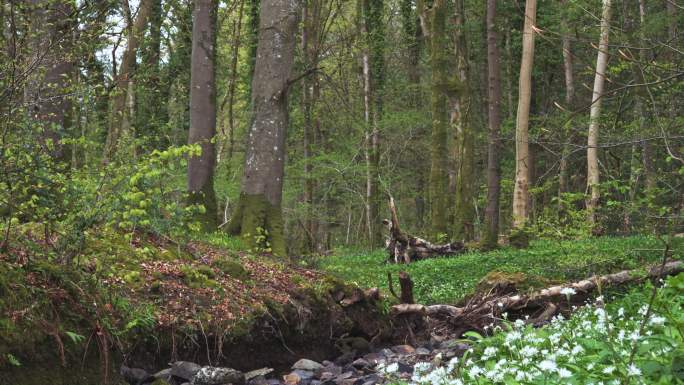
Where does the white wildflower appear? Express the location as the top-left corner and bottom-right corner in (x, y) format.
(602, 366), (615, 374)
(539, 360), (557, 372)
(627, 364), (642, 376)
(649, 315), (666, 326)
(384, 362), (399, 374)
(557, 367), (572, 378)
(560, 287), (577, 296)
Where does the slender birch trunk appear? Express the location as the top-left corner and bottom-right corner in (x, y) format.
(586, 0), (612, 227)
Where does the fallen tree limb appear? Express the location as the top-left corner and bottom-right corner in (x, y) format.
(391, 260), (684, 327)
(383, 197), (466, 264)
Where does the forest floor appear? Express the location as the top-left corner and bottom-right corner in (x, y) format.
(320, 236), (680, 304)
(0, 229), (682, 385)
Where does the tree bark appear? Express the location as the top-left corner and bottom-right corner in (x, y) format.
(361, 0), (385, 248)
(104, 0), (153, 161)
(24, 0), (75, 163)
(586, 0), (612, 228)
(227, 0), (300, 256)
(482, 0), (502, 250)
(512, 0), (537, 229)
(400, 0), (422, 107)
(558, 0), (575, 197)
(423, 0), (450, 238)
(451, 0), (474, 242)
(187, 0), (219, 231)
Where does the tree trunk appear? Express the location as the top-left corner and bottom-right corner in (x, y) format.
(424, 0), (450, 238)
(482, 0), (502, 250)
(104, 0), (153, 161)
(558, 0), (575, 197)
(24, 0), (75, 163)
(451, 0), (474, 242)
(302, 0), (323, 253)
(400, 0), (422, 107)
(361, 0), (385, 248)
(224, 0), (245, 164)
(227, 0), (300, 256)
(187, 0), (219, 231)
(512, 0), (537, 229)
(586, 0), (612, 228)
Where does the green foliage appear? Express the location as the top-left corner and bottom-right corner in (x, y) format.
(383, 278), (684, 384)
(321, 236), (674, 304)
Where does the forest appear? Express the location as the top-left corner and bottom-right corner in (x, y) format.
(0, 0), (683, 384)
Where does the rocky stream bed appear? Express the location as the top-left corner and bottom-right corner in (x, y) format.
(121, 339), (470, 385)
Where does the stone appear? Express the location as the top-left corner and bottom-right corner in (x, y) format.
(292, 370), (314, 380)
(192, 366), (245, 385)
(292, 359), (324, 371)
(415, 347), (431, 356)
(245, 368), (274, 381)
(120, 365), (154, 385)
(171, 361), (202, 381)
(391, 345), (415, 355)
(351, 359), (369, 370)
(151, 379), (171, 385)
(154, 368), (173, 381)
(283, 373), (301, 385)
(339, 378), (364, 385)
(396, 362), (413, 374)
(333, 353), (354, 367)
(361, 353), (385, 366)
(379, 349), (394, 358)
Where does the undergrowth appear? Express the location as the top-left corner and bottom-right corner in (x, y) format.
(320, 236), (683, 304)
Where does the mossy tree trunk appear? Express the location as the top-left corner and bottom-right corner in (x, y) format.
(482, 0), (502, 250)
(187, 0), (219, 231)
(421, 0), (449, 238)
(450, 0), (474, 242)
(227, 0), (300, 256)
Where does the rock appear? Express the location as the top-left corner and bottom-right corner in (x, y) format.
(120, 365), (155, 385)
(292, 359), (324, 372)
(333, 352), (354, 367)
(154, 368), (173, 381)
(361, 353), (385, 366)
(151, 380), (171, 385)
(396, 362), (413, 374)
(361, 374), (382, 385)
(351, 359), (369, 370)
(391, 345), (415, 355)
(192, 366), (245, 385)
(339, 378), (364, 385)
(266, 380), (282, 385)
(245, 368), (274, 381)
(293, 370), (315, 380)
(415, 347), (431, 356)
(172, 361), (202, 381)
(283, 373), (301, 385)
(379, 349), (394, 358)
(333, 371), (354, 383)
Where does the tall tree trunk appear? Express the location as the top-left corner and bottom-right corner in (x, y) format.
(558, 0), (575, 197)
(586, 0), (612, 228)
(226, 0), (300, 256)
(423, 0), (449, 238)
(482, 0), (502, 250)
(224, 0), (245, 164)
(187, 0), (218, 231)
(302, 0), (322, 252)
(24, 0), (75, 163)
(400, 0), (422, 106)
(361, 0), (385, 248)
(512, 0), (537, 229)
(451, 0), (474, 242)
(104, 0), (152, 161)
(636, 0), (656, 195)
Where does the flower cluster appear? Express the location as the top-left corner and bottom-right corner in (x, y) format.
(385, 286), (681, 385)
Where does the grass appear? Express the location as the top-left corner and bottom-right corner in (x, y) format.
(320, 236), (683, 305)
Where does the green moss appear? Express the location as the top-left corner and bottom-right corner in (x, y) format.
(229, 193), (286, 256)
(509, 228), (531, 249)
(212, 258), (249, 280)
(180, 265), (218, 288)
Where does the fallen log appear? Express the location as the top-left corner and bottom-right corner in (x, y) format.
(392, 260), (684, 329)
(383, 197), (466, 264)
